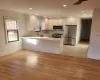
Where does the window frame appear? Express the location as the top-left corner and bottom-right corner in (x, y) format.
(4, 17), (19, 43)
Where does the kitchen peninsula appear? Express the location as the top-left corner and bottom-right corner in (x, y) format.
(22, 37), (64, 54)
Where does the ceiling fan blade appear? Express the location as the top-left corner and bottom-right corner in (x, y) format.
(83, 0), (88, 1)
(73, 0), (82, 5)
(73, 0), (88, 5)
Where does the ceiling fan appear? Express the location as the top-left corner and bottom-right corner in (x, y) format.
(73, 0), (88, 5)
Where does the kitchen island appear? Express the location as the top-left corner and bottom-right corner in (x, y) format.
(22, 37), (64, 54)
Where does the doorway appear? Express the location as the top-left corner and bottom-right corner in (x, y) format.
(80, 18), (92, 43)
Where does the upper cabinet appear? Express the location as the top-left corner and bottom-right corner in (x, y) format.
(43, 18), (49, 30)
(48, 19), (58, 30)
(29, 15), (79, 31)
(48, 19), (64, 30)
(29, 15), (48, 31)
(29, 15), (38, 31)
(47, 18), (79, 30)
(63, 18), (78, 25)
(57, 19), (63, 25)
(67, 17), (78, 25)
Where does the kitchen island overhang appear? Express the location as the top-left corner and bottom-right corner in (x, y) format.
(22, 37), (64, 54)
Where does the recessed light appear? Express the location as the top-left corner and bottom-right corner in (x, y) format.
(44, 16), (46, 17)
(29, 8), (32, 10)
(36, 14), (39, 15)
(63, 5), (67, 7)
(83, 14), (87, 16)
(49, 17), (51, 18)
(81, 11), (84, 13)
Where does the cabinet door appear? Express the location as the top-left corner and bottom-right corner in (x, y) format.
(57, 19), (63, 25)
(48, 19), (57, 30)
(53, 19), (58, 25)
(63, 19), (68, 25)
(41, 21), (45, 30)
(67, 18), (78, 25)
(63, 18), (78, 25)
(30, 16), (38, 31)
(48, 19), (53, 30)
(44, 18), (49, 30)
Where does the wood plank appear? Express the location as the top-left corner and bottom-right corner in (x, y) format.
(0, 50), (100, 80)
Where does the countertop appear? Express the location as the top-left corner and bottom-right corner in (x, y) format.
(21, 37), (63, 41)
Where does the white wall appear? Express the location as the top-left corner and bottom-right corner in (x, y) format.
(76, 18), (81, 44)
(0, 9), (28, 56)
(88, 8), (100, 60)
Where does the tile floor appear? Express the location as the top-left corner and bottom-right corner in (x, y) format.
(62, 42), (89, 58)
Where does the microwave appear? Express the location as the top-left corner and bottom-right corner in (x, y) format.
(53, 26), (63, 30)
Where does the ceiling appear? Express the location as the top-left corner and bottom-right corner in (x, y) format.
(0, 0), (99, 18)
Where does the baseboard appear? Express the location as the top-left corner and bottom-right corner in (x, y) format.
(0, 48), (22, 56)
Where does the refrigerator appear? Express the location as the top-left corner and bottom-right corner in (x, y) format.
(64, 25), (77, 46)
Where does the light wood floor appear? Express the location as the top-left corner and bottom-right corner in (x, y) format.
(0, 50), (100, 80)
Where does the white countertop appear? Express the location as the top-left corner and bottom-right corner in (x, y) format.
(21, 37), (63, 41)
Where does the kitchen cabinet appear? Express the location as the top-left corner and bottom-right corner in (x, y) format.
(30, 15), (38, 31)
(48, 19), (64, 30)
(57, 19), (63, 25)
(63, 18), (78, 25)
(31, 17), (48, 31)
(48, 19), (58, 30)
(47, 18), (79, 30)
(67, 18), (78, 25)
(44, 18), (49, 30)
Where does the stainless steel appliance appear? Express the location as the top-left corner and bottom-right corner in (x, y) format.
(52, 25), (64, 38)
(52, 33), (63, 38)
(53, 25), (63, 30)
(64, 25), (77, 46)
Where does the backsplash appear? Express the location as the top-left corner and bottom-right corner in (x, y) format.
(23, 30), (53, 37)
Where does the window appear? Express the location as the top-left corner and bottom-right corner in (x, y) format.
(4, 17), (19, 43)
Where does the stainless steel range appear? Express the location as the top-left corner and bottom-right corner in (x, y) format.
(52, 33), (63, 38)
(52, 25), (64, 38)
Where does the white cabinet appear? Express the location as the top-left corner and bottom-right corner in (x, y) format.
(67, 18), (78, 25)
(44, 18), (49, 30)
(48, 19), (58, 30)
(63, 18), (78, 25)
(48, 19), (64, 30)
(47, 18), (79, 30)
(30, 17), (48, 31)
(57, 19), (63, 25)
(63, 19), (68, 25)
(30, 15), (38, 31)
(48, 19), (52, 30)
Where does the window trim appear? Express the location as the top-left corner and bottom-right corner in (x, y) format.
(7, 30), (19, 43)
(4, 17), (19, 43)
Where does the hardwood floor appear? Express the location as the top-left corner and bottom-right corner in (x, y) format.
(0, 50), (100, 80)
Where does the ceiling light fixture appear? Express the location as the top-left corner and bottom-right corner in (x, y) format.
(70, 16), (73, 18)
(81, 11), (84, 13)
(63, 5), (67, 7)
(36, 14), (39, 15)
(83, 14), (87, 16)
(44, 16), (46, 17)
(29, 8), (32, 10)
